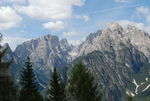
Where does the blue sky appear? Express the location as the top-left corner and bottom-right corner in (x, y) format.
(0, 0), (150, 50)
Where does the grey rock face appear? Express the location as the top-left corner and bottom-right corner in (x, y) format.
(13, 35), (72, 69)
(74, 47), (149, 100)
(12, 34), (73, 86)
(77, 23), (150, 60)
(1, 43), (14, 62)
(74, 23), (150, 100)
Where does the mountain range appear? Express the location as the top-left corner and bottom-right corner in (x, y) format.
(3, 23), (150, 101)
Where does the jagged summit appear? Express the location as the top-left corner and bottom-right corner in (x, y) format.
(77, 23), (150, 58)
(12, 34), (73, 83)
(85, 30), (102, 42)
(107, 22), (123, 32)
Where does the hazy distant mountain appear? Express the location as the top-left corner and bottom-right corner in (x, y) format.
(4, 23), (150, 100)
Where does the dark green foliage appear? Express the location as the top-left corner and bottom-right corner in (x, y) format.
(68, 63), (102, 101)
(127, 95), (133, 101)
(47, 68), (66, 101)
(0, 34), (17, 101)
(133, 95), (150, 101)
(19, 57), (43, 101)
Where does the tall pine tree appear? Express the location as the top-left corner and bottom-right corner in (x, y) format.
(47, 68), (66, 101)
(68, 63), (101, 101)
(0, 34), (17, 101)
(19, 57), (43, 101)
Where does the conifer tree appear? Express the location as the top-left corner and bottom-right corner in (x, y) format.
(47, 68), (66, 101)
(68, 63), (101, 101)
(19, 57), (43, 101)
(0, 33), (17, 101)
(127, 95), (134, 101)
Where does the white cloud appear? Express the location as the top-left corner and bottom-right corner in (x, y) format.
(10, 0), (27, 3)
(43, 21), (65, 30)
(15, 0), (85, 20)
(2, 36), (29, 50)
(0, 0), (27, 5)
(63, 31), (78, 37)
(82, 15), (90, 22)
(117, 20), (150, 33)
(68, 39), (82, 46)
(136, 6), (149, 15)
(136, 6), (150, 23)
(63, 31), (85, 45)
(75, 15), (90, 22)
(63, 31), (86, 38)
(117, 20), (144, 28)
(115, 0), (133, 2)
(0, 6), (22, 30)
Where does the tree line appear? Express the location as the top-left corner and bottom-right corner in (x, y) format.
(0, 34), (135, 101)
(0, 50), (102, 101)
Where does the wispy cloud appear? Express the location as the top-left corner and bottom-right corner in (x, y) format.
(75, 15), (90, 22)
(136, 6), (150, 24)
(0, 6), (22, 30)
(43, 21), (65, 31)
(14, 0), (85, 20)
(68, 39), (83, 46)
(114, 0), (134, 3)
(87, 4), (143, 15)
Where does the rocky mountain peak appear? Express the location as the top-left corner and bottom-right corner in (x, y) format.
(73, 23), (150, 99)
(107, 22), (123, 32)
(43, 34), (59, 43)
(60, 38), (72, 51)
(0, 43), (13, 63)
(77, 23), (150, 59)
(1, 43), (10, 51)
(127, 24), (138, 30)
(85, 30), (102, 43)
(13, 34), (73, 70)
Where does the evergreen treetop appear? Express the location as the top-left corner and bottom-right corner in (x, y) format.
(19, 57), (43, 101)
(47, 68), (66, 101)
(68, 62), (102, 101)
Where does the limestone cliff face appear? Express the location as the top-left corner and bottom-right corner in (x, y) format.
(12, 35), (73, 86)
(73, 23), (150, 100)
(13, 35), (72, 69)
(77, 23), (150, 60)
